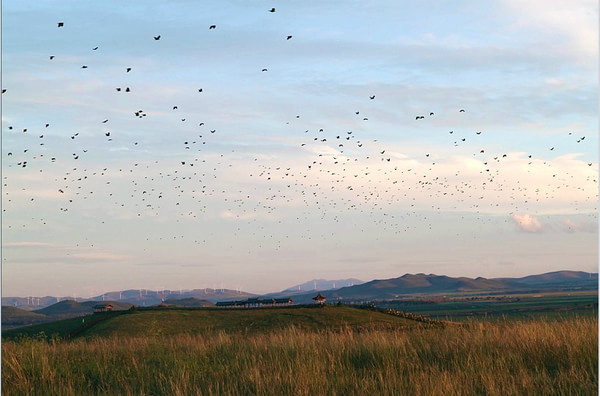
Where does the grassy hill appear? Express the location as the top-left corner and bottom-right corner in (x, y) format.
(2, 305), (427, 341)
(1, 306), (48, 329)
(2, 300), (136, 331)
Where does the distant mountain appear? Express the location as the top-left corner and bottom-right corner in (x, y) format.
(515, 271), (598, 286)
(93, 288), (255, 306)
(162, 298), (214, 307)
(282, 278), (364, 292)
(310, 271), (598, 301)
(2, 288), (256, 311)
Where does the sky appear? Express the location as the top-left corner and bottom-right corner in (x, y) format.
(1, 0), (598, 297)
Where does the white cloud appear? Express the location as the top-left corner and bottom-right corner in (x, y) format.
(501, 0), (598, 63)
(512, 213), (544, 233)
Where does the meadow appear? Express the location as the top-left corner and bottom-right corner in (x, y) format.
(2, 307), (597, 395)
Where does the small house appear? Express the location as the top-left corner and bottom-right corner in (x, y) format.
(93, 304), (114, 313)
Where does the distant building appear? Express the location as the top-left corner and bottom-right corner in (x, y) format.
(93, 304), (114, 313)
(312, 293), (327, 305)
(215, 297), (293, 308)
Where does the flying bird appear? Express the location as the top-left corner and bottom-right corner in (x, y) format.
(209, 25), (216, 29)
(154, 35), (161, 40)
(126, 67), (132, 72)
(50, 55), (55, 60)
(92, 46), (98, 50)
(286, 35), (292, 40)
(57, 22), (64, 27)
(269, 8), (276, 12)
(369, 95), (375, 100)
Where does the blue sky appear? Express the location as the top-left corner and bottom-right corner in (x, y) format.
(2, 0), (598, 297)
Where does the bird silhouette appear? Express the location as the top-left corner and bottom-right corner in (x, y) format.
(57, 22), (64, 27)
(287, 35), (292, 40)
(154, 35), (161, 40)
(369, 95), (375, 99)
(209, 25), (216, 30)
(269, 8), (276, 12)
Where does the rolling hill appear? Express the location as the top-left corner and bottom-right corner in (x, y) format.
(2, 305), (428, 341)
(2, 300), (134, 330)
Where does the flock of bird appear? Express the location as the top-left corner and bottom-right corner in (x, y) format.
(2, 6), (597, 259)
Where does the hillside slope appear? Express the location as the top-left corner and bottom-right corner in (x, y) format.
(2, 305), (428, 341)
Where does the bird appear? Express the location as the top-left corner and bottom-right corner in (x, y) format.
(154, 35), (161, 40)
(476, 131), (482, 135)
(198, 88), (203, 92)
(125, 87), (131, 92)
(286, 35), (292, 40)
(105, 132), (110, 137)
(126, 67), (132, 72)
(81, 65), (88, 69)
(459, 109), (465, 112)
(102, 119), (108, 123)
(116, 88), (121, 91)
(429, 112), (434, 116)
(57, 22), (64, 27)
(369, 95), (375, 100)
(269, 8), (276, 12)
(209, 25), (216, 30)
(262, 68), (268, 72)
(50, 55), (55, 60)
(92, 46), (98, 50)
(173, 106), (178, 110)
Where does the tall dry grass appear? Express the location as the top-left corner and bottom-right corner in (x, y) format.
(2, 317), (597, 395)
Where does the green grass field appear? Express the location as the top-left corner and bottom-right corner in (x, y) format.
(376, 291), (598, 321)
(1, 305), (597, 395)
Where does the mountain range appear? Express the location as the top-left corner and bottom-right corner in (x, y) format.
(2, 270), (597, 329)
